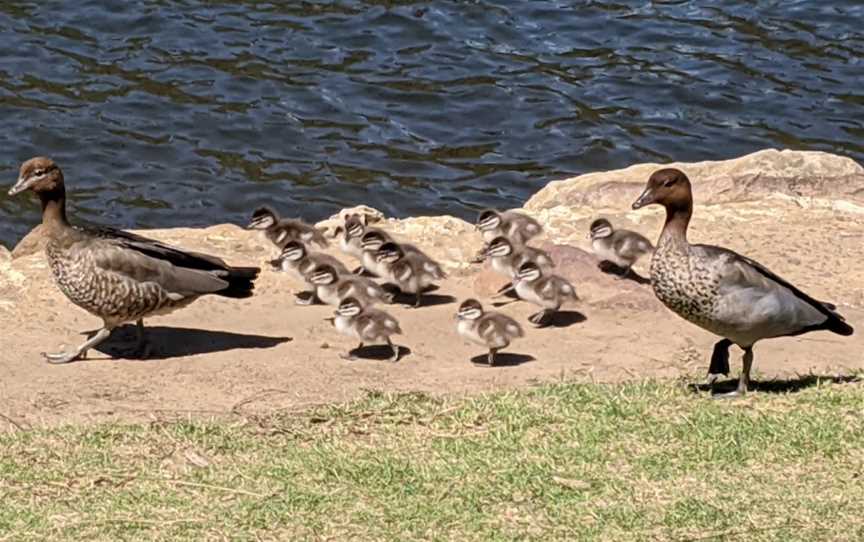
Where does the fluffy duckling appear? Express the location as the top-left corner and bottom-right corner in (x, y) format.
(589, 218), (653, 279)
(333, 297), (402, 362)
(632, 168), (853, 397)
(476, 209), (543, 246)
(336, 214), (387, 259)
(375, 241), (446, 307)
(484, 236), (554, 279)
(248, 206), (328, 249)
(456, 299), (524, 366)
(307, 264), (392, 307)
(513, 261), (579, 326)
(8, 157), (260, 364)
(270, 241), (349, 304)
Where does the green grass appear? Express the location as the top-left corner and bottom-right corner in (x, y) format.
(2, 378), (863, 541)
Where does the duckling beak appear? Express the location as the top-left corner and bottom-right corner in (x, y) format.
(8, 176), (31, 196)
(632, 187), (655, 210)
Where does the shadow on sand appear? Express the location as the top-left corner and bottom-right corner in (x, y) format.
(93, 325), (292, 360)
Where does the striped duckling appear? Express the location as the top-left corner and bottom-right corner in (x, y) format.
(270, 241), (349, 304)
(632, 168), (854, 397)
(8, 157), (260, 363)
(484, 235), (554, 279)
(589, 218), (653, 279)
(476, 209), (543, 246)
(307, 264), (392, 307)
(333, 297), (402, 362)
(456, 299), (524, 366)
(374, 241), (446, 307)
(336, 215), (392, 273)
(513, 261), (579, 327)
(247, 206), (329, 250)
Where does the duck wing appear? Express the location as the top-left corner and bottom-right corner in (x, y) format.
(79, 225), (259, 298)
(694, 244), (852, 337)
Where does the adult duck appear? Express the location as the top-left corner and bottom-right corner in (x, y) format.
(632, 168), (853, 396)
(9, 157), (260, 364)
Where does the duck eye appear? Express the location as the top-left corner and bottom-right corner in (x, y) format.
(663, 179), (676, 188)
(34, 169), (45, 176)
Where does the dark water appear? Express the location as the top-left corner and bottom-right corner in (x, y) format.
(1, 1), (862, 247)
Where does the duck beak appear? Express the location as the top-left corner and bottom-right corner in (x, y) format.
(8, 176), (31, 196)
(632, 186), (654, 210)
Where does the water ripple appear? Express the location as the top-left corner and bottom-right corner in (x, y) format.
(0, 0), (862, 246)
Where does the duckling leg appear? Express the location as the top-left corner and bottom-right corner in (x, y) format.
(493, 283), (515, 297)
(387, 338), (401, 363)
(707, 338), (732, 385)
(43, 327), (113, 364)
(413, 292), (422, 308)
(487, 347), (499, 366)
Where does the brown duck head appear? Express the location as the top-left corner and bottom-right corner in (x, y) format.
(9, 157), (68, 223)
(631, 168), (693, 213)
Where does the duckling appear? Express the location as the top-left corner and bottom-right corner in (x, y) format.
(247, 206), (329, 249)
(337, 215), (393, 272)
(374, 241), (446, 307)
(8, 157), (260, 364)
(307, 264), (392, 306)
(333, 297), (402, 362)
(632, 168), (854, 397)
(358, 230), (432, 278)
(476, 209), (543, 246)
(513, 261), (579, 326)
(484, 236), (554, 279)
(456, 299), (524, 366)
(589, 218), (653, 279)
(270, 241), (349, 304)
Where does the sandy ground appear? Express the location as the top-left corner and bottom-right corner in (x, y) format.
(1, 207), (861, 430)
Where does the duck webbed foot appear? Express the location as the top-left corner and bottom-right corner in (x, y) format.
(42, 327), (113, 364)
(528, 309), (553, 327)
(340, 342), (364, 361)
(295, 291), (318, 305)
(707, 338), (732, 385)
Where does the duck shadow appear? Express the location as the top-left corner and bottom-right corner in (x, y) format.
(689, 374), (860, 395)
(348, 344), (412, 362)
(470, 352), (535, 367)
(92, 325), (292, 360)
(598, 261), (650, 285)
(539, 310), (587, 328)
(389, 291), (457, 308)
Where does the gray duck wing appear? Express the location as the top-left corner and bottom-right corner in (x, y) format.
(694, 244), (852, 336)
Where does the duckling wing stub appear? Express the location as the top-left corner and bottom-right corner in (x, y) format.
(695, 244), (853, 337)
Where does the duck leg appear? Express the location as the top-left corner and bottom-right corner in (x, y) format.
(707, 338), (732, 385)
(124, 319), (152, 359)
(487, 347), (499, 366)
(387, 338), (401, 363)
(43, 327), (113, 364)
(712, 346), (753, 399)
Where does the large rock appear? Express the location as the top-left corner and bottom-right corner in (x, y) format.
(525, 149), (864, 213)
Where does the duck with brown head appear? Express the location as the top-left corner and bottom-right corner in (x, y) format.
(633, 168), (854, 397)
(8, 157), (261, 364)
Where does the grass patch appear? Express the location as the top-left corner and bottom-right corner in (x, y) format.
(1, 378), (863, 540)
